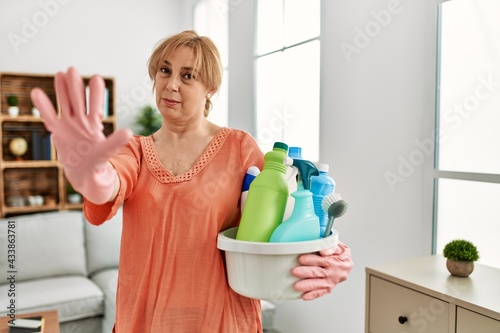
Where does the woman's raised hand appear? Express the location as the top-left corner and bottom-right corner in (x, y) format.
(30, 67), (133, 204)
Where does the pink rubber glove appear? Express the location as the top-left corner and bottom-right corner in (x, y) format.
(30, 67), (132, 204)
(292, 242), (353, 301)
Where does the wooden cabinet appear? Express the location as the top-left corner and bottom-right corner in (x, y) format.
(0, 72), (116, 217)
(369, 276), (449, 332)
(456, 307), (500, 333)
(366, 255), (500, 333)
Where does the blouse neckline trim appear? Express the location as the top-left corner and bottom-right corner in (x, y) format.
(141, 127), (231, 183)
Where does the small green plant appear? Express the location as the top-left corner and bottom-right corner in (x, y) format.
(443, 239), (479, 262)
(67, 183), (79, 195)
(7, 94), (19, 107)
(134, 105), (162, 136)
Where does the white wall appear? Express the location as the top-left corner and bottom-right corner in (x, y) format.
(228, 0), (439, 332)
(0, 0), (188, 131)
(228, 0), (255, 133)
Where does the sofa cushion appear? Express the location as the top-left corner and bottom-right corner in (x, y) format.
(85, 206), (122, 276)
(0, 276), (104, 322)
(60, 316), (102, 333)
(0, 211), (87, 281)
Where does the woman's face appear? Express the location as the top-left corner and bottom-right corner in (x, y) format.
(155, 46), (210, 123)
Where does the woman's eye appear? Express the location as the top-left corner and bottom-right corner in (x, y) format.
(182, 73), (193, 80)
(160, 67), (171, 75)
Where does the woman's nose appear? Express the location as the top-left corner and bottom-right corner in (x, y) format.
(165, 75), (180, 92)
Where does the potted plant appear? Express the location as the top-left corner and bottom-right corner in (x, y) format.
(134, 105), (162, 136)
(30, 100), (40, 117)
(443, 239), (479, 277)
(67, 183), (82, 204)
(7, 94), (19, 117)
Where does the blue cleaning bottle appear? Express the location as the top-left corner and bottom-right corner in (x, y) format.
(310, 163), (336, 237)
(240, 166), (260, 211)
(269, 159), (320, 242)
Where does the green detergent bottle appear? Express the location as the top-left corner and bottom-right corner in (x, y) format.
(236, 142), (290, 242)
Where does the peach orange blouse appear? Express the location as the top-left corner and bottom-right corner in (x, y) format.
(84, 128), (265, 333)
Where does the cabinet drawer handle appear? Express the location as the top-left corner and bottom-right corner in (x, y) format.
(398, 316), (408, 324)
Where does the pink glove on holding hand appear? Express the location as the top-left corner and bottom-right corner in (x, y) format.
(292, 242), (353, 301)
(30, 67), (132, 204)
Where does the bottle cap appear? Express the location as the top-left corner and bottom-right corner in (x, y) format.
(246, 166), (261, 176)
(273, 142), (288, 152)
(241, 166), (260, 191)
(315, 162), (329, 173)
(288, 147), (302, 159)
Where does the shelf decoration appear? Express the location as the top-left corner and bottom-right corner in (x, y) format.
(67, 183), (82, 204)
(31, 100), (40, 117)
(443, 239), (479, 277)
(0, 72), (115, 217)
(9, 137), (28, 161)
(7, 94), (19, 117)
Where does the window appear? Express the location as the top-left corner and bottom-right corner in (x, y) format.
(194, 0), (229, 127)
(434, 0), (500, 268)
(254, 0), (321, 161)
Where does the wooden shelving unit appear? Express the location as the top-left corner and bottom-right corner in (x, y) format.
(0, 72), (116, 217)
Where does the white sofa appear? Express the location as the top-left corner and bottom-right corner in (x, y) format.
(0, 209), (122, 333)
(0, 209), (276, 332)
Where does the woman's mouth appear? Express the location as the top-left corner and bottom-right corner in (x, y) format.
(163, 98), (180, 107)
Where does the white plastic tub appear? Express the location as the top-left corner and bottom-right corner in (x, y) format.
(217, 227), (338, 300)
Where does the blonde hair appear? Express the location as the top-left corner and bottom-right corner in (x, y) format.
(148, 30), (222, 117)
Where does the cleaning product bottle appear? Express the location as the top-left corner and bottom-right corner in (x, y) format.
(310, 163), (336, 237)
(236, 142), (291, 242)
(283, 146), (302, 221)
(240, 166), (260, 211)
(288, 146), (302, 159)
(269, 159), (320, 242)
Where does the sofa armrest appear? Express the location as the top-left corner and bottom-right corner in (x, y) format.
(85, 206), (122, 276)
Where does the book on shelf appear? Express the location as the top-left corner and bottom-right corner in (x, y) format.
(85, 85), (109, 117)
(103, 87), (109, 118)
(31, 132), (42, 160)
(43, 134), (51, 160)
(30, 131), (51, 161)
(8, 316), (45, 333)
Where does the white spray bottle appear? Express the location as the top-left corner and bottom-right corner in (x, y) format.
(283, 147), (302, 220)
